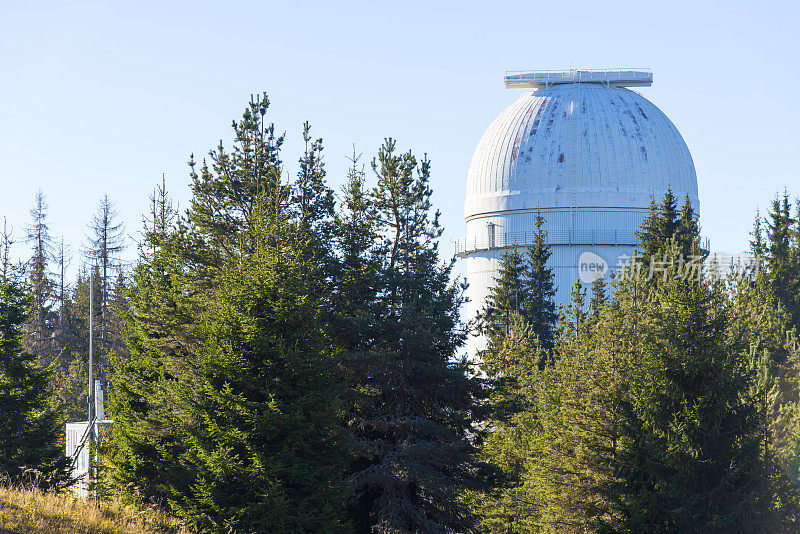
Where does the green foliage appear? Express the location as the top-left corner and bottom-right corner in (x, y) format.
(0, 251), (68, 487)
(469, 315), (542, 532)
(343, 139), (483, 533)
(476, 191), (800, 533)
(106, 96), (350, 533)
(506, 257), (778, 533)
(171, 197), (349, 533)
(636, 188), (701, 269)
(479, 211), (557, 354)
(625, 268), (768, 532)
(473, 211), (558, 532)
(589, 276), (607, 318)
(4, 91), (799, 534)
(480, 244), (527, 344)
(557, 279), (587, 339)
(728, 269), (800, 530)
(522, 212), (558, 353)
(752, 191), (800, 330)
(294, 121), (335, 259)
(330, 152), (378, 351)
(105, 180), (192, 505)
(637, 188), (680, 260)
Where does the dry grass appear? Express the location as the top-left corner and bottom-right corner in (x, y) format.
(0, 483), (192, 534)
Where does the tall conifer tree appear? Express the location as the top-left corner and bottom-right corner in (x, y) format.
(172, 186), (349, 533)
(331, 151), (378, 352)
(108, 97), (349, 532)
(473, 211), (557, 530)
(762, 192), (800, 329)
(346, 139), (481, 533)
(0, 229), (68, 487)
(522, 211), (557, 352)
(24, 190), (55, 366)
(479, 244), (526, 344)
(85, 195), (126, 387)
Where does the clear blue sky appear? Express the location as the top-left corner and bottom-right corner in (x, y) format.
(1, 1), (798, 278)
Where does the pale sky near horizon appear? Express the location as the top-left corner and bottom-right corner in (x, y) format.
(1, 1), (798, 280)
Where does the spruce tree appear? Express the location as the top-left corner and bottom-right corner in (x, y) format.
(478, 213), (557, 353)
(476, 275), (627, 533)
(624, 262), (767, 532)
(473, 212), (557, 530)
(638, 196), (660, 255)
(751, 209), (766, 259)
(766, 193), (792, 280)
(637, 187), (682, 264)
(0, 230), (68, 487)
(346, 139), (481, 533)
(470, 315), (544, 533)
(108, 98), (350, 532)
(523, 282), (631, 533)
(105, 179), (188, 503)
(186, 93), (285, 274)
(761, 192), (800, 329)
(621, 193), (769, 531)
(484, 192), (785, 532)
(293, 121), (335, 256)
(522, 210), (557, 352)
(330, 151), (378, 352)
(558, 279), (587, 338)
(24, 190), (55, 366)
(635, 189), (701, 281)
(677, 194), (701, 257)
(171, 187), (349, 533)
(589, 276), (607, 318)
(522, 250), (775, 533)
(729, 264), (800, 531)
(479, 244), (526, 344)
(291, 121), (338, 320)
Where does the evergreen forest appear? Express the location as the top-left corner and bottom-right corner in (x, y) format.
(3, 94), (800, 533)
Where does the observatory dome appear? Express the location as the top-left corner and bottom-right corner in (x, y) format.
(461, 72), (699, 358)
(465, 83), (697, 219)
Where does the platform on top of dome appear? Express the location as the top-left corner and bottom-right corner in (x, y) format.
(504, 68), (653, 89)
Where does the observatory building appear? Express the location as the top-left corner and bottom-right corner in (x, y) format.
(458, 69), (699, 357)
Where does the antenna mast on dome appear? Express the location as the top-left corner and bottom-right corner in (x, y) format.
(504, 68), (652, 89)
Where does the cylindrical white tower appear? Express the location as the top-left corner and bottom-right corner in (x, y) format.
(460, 70), (698, 357)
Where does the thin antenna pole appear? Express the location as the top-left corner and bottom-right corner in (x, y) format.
(88, 269), (94, 424)
(88, 268), (94, 494)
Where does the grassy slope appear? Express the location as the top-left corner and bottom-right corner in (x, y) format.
(0, 485), (191, 534)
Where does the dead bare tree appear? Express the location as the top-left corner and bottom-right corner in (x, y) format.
(85, 194), (126, 385)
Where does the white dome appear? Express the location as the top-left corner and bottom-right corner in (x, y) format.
(465, 83), (698, 219)
(461, 78), (700, 358)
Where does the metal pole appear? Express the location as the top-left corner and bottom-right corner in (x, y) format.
(87, 268), (94, 494)
(88, 269), (94, 425)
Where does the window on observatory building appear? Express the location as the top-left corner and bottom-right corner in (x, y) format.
(487, 222), (496, 248)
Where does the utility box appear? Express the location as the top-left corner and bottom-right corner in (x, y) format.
(65, 422), (91, 497)
(66, 380), (113, 498)
(65, 420), (113, 498)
